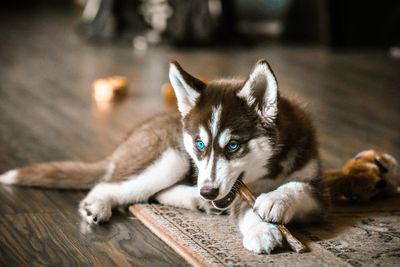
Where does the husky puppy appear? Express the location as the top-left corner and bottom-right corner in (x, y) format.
(0, 60), (326, 254)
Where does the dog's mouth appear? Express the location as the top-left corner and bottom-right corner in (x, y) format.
(211, 173), (244, 210)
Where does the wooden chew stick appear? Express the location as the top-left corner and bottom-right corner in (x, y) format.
(237, 180), (307, 253)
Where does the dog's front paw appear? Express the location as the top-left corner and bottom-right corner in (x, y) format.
(79, 197), (112, 225)
(254, 191), (295, 224)
(243, 223), (283, 254)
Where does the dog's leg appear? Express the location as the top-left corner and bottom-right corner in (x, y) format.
(79, 148), (190, 224)
(155, 185), (200, 210)
(253, 181), (321, 224)
(155, 184), (222, 214)
(238, 205), (283, 254)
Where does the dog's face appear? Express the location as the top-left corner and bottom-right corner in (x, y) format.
(169, 60), (279, 207)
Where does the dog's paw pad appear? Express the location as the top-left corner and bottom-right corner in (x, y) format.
(243, 223), (283, 254)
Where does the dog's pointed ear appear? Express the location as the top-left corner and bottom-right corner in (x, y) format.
(169, 61), (206, 117)
(237, 59), (278, 122)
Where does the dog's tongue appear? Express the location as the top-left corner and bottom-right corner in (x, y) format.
(211, 186), (237, 210)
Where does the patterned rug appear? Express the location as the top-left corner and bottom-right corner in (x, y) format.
(129, 197), (400, 267)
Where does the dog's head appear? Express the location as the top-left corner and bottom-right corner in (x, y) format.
(169, 59), (279, 206)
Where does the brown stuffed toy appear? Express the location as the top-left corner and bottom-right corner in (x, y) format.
(324, 150), (399, 202)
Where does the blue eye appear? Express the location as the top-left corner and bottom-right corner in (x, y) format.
(227, 141), (239, 152)
(195, 140), (206, 151)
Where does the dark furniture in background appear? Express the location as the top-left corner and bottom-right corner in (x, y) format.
(78, 0), (400, 49)
(285, 0), (400, 48)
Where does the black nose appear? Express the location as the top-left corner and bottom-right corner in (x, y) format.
(200, 186), (219, 200)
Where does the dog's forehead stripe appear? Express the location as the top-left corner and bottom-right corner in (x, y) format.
(209, 105), (222, 138)
(218, 129), (231, 148)
(207, 150), (217, 181)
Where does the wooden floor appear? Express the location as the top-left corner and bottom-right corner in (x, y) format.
(1, 4), (400, 267)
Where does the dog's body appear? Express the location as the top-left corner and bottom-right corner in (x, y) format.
(0, 60), (326, 253)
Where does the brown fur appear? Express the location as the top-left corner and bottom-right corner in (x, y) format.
(266, 97), (319, 179)
(324, 150), (398, 202)
(15, 113), (187, 188)
(17, 161), (108, 189)
(107, 113), (184, 182)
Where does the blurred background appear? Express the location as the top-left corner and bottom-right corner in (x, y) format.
(3, 0), (400, 49)
(76, 0), (400, 49)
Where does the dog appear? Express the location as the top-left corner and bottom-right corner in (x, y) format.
(0, 59), (327, 254)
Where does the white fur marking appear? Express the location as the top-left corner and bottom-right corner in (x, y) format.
(206, 150), (215, 176)
(0, 169), (18, 184)
(198, 150), (214, 191)
(218, 129), (231, 148)
(97, 149), (189, 205)
(239, 137), (271, 184)
(209, 105), (222, 138)
(155, 185), (199, 210)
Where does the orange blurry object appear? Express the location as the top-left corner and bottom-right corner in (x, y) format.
(92, 76), (128, 102)
(162, 76), (210, 107)
(162, 82), (177, 105)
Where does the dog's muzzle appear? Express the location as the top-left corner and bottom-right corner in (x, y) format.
(211, 172), (244, 210)
(199, 186), (219, 200)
